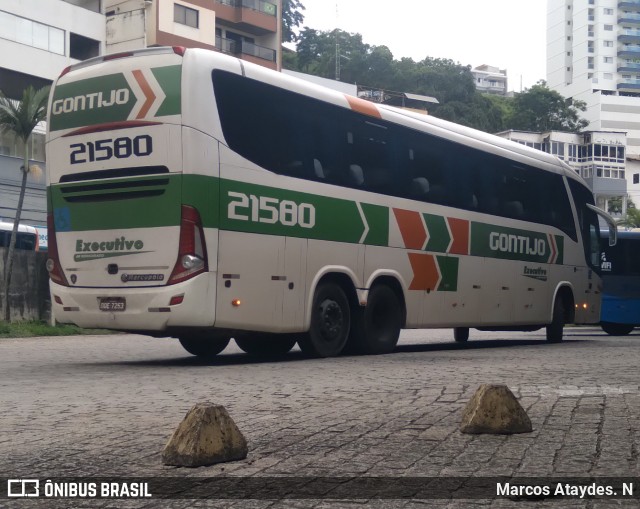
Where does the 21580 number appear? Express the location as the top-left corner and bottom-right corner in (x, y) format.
(227, 191), (316, 229)
(70, 135), (152, 164)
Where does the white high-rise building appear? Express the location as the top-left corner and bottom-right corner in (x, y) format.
(0, 0), (106, 228)
(547, 0), (640, 205)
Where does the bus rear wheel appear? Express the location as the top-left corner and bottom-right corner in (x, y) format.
(350, 285), (402, 355)
(298, 282), (350, 358)
(546, 296), (565, 343)
(235, 334), (297, 356)
(601, 323), (635, 336)
(178, 336), (230, 357)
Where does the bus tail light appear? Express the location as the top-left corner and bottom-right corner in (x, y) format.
(46, 213), (69, 286)
(168, 205), (208, 285)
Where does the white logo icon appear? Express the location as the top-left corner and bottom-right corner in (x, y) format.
(8, 479), (39, 497)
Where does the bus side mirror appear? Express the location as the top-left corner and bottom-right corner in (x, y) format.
(587, 203), (617, 246)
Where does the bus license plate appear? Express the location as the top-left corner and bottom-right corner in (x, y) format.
(99, 297), (126, 312)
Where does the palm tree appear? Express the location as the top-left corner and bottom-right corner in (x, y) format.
(0, 85), (50, 322)
(617, 207), (640, 230)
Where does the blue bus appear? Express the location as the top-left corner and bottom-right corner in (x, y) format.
(599, 230), (640, 335)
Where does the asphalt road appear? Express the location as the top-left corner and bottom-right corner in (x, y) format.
(1, 326), (639, 508)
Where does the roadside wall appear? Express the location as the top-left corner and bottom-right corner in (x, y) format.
(0, 248), (50, 322)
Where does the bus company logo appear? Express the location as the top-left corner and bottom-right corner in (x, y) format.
(8, 479), (39, 497)
(51, 89), (130, 115)
(74, 237), (146, 262)
(523, 266), (548, 281)
(489, 232), (546, 257)
(121, 273), (164, 283)
(601, 252), (612, 272)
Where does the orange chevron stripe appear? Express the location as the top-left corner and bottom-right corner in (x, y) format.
(548, 233), (557, 264)
(447, 217), (469, 255)
(393, 208), (427, 250)
(132, 69), (156, 119)
(408, 253), (440, 291)
(345, 95), (382, 118)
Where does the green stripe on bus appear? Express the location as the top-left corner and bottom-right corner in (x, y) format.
(152, 65), (182, 117)
(436, 255), (459, 291)
(361, 203), (389, 246)
(423, 213), (450, 253)
(49, 172), (565, 267)
(50, 175), (183, 231)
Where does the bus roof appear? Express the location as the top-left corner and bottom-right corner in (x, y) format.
(0, 221), (38, 234)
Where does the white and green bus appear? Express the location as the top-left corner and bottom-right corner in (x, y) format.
(46, 46), (616, 358)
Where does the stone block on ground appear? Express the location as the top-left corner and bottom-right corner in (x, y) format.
(460, 384), (532, 434)
(162, 402), (248, 467)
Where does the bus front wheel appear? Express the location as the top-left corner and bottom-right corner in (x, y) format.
(178, 336), (230, 357)
(546, 296), (565, 343)
(601, 323), (635, 336)
(350, 285), (402, 355)
(235, 334), (297, 356)
(298, 282), (350, 358)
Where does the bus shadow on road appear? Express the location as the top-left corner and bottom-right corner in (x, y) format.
(82, 336), (594, 369)
(395, 337), (591, 354)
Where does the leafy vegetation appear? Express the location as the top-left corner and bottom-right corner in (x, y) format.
(0, 321), (110, 338)
(0, 85), (50, 322)
(284, 27), (586, 134)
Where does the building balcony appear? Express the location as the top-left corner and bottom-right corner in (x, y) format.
(618, 62), (640, 72)
(619, 12), (640, 24)
(215, 36), (277, 69)
(619, 29), (640, 43)
(619, 0), (640, 11)
(618, 47), (640, 58)
(617, 78), (640, 91)
(214, 0), (277, 35)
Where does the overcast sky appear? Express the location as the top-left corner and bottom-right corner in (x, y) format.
(293, 0), (547, 92)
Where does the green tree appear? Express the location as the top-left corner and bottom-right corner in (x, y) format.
(506, 81), (588, 132)
(617, 198), (640, 228)
(282, 0), (305, 43)
(0, 85), (50, 322)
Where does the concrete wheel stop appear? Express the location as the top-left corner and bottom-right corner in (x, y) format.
(460, 384), (532, 434)
(162, 402), (248, 467)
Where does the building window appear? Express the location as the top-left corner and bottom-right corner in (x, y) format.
(604, 24), (613, 31)
(604, 8), (613, 15)
(634, 173), (639, 184)
(604, 40), (613, 47)
(174, 4), (199, 28)
(0, 10), (65, 55)
(604, 56), (613, 63)
(69, 32), (99, 60)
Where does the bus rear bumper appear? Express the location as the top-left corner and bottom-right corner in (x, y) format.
(49, 273), (216, 331)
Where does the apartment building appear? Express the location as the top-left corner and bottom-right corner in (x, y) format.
(0, 0), (106, 227)
(547, 0), (640, 210)
(471, 64), (508, 96)
(105, 0), (282, 70)
(496, 129), (629, 215)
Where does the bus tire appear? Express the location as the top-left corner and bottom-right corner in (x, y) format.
(298, 282), (350, 358)
(235, 334), (297, 356)
(350, 285), (402, 355)
(546, 296), (565, 343)
(178, 336), (230, 357)
(454, 327), (470, 342)
(601, 323), (635, 336)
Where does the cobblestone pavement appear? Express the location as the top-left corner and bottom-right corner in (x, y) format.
(1, 327), (639, 508)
